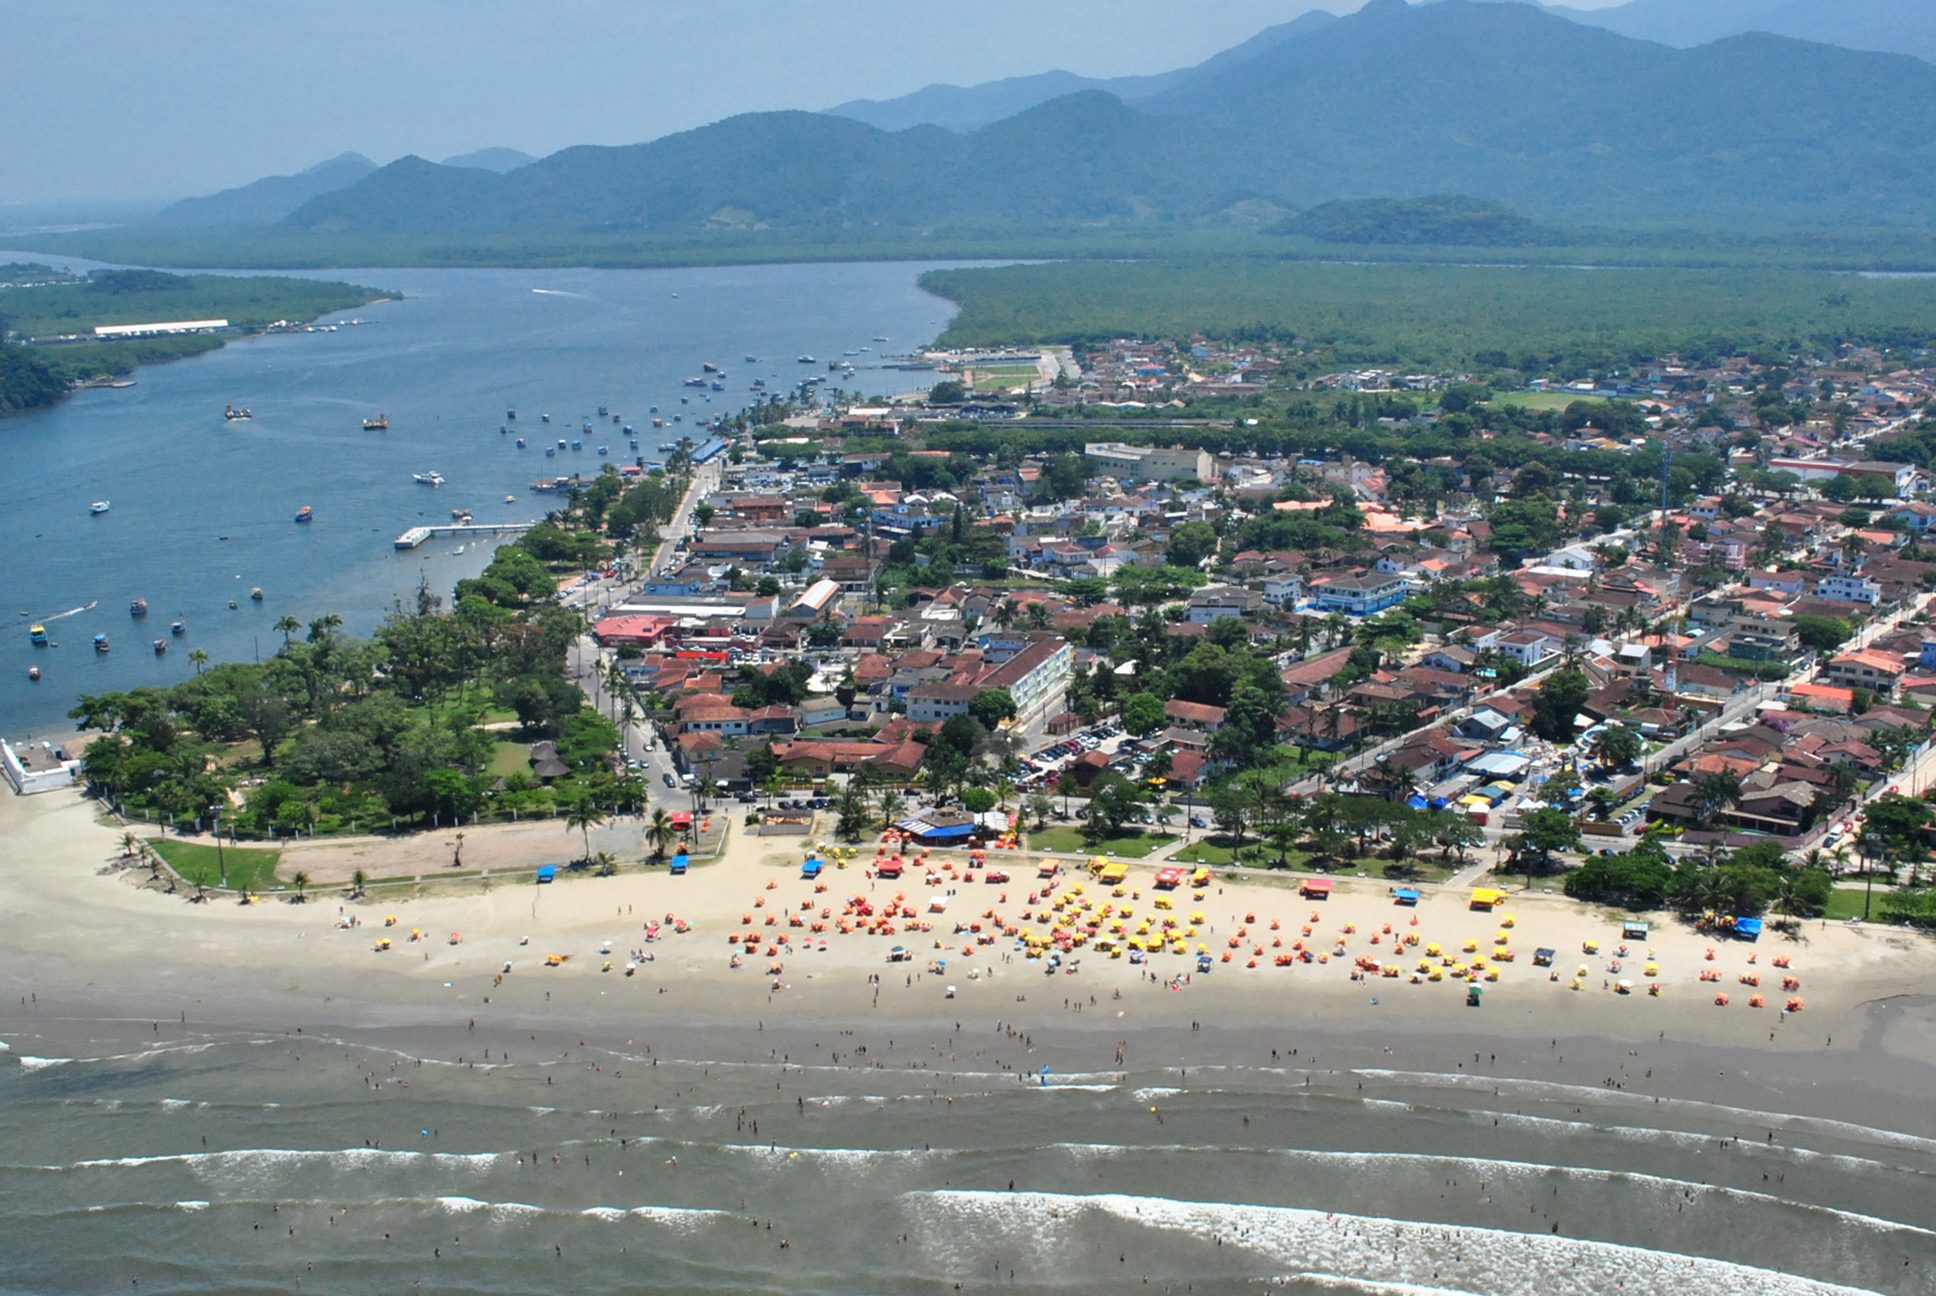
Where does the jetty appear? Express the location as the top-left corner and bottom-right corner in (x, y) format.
(393, 521), (536, 551)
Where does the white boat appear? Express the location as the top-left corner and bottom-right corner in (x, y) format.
(412, 471), (444, 486)
(89, 500), (110, 515)
(451, 545), (466, 556)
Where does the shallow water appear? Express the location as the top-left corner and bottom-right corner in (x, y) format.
(2, 1013), (1930, 1295)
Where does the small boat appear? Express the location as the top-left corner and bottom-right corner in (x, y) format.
(498, 425), (508, 434)
(506, 408), (517, 420)
(544, 447), (555, 458)
(90, 501), (110, 515)
(26, 666), (38, 682)
(227, 599), (238, 610)
(557, 438), (567, 449)
(598, 404), (610, 415)
(249, 587), (264, 602)
(683, 377), (707, 388)
(873, 336), (889, 343)
(540, 413), (550, 423)
(93, 634), (110, 653)
(570, 439), (582, 451)
(612, 414), (622, 425)
(130, 598), (148, 618)
(621, 423), (633, 433)
(362, 414), (388, 431)
(224, 405), (253, 420)
(597, 444), (608, 455)
(515, 437), (526, 448)
(153, 639), (166, 656)
(170, 620), (185, 636)
(504, 494), (516, 503)
(701, 363), (718, 373)
(451, 545), (466, 556)
(294, 505), (313, 523)
(413, 471), (444, 486)
(744, 353), (758, 363)
(798, 355), (815, 364)
(29, 624), (47, 646)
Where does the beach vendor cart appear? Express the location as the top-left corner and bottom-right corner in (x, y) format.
(1533, 948), (1556, 967)
(801, 857), (824, 881)
(1392, 887), (1420, 906)
(1300, 878), (1334, 901)
(1733, 916), (1764, 942)
(1469, 887), (1507, 910)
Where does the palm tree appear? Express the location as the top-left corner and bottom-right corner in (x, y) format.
(351, 867), (369, 899)
(451, 831), (465, 870)
(273, 615), (301, 647)
(1690, 769), (1743, 823)
(647, 808), (677, 861)
(877, 787), (904, 831)
(119, 830), (139, 859)
(564, 793), (606, 862)
(142, 842), (163, 883)
(306, 613), (343, 644)
(592, 851), (618, 878)
(188, 648), (209, 676)
(290, 870), (310, 903)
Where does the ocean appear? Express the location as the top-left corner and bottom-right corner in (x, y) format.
(0, 254), (964, 736)
(3, 1004), (1931, 1295)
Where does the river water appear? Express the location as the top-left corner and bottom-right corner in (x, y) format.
(0, 255), (962, 736)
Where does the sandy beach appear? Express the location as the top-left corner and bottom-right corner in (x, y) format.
(7, 786), (1936, 1295)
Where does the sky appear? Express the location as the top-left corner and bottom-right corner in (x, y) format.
(0, 0), (1619, 207)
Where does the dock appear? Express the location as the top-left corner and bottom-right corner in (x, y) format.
(394, 521), (537, 551)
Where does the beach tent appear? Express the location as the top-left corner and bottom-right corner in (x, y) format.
(1469, 887), (1507, 909)
(802, 858), (823, 880)
(1190, 867), (1211, 888)
(1533, 948), (1556, 966)
(1733, 917), (1764, 942)
(876, 858), (905, 879)
(1392, 887), (1420, 906)
(1406, 794), (1429, 810)
(1300, 878), (1334, 899)
(669, 852), (689, 876)
(536, 865), (557, 884)
(1098, 862), (1129, 885)
(1154, 867), (1186, 889)
(671, 810), (693, 827)
(1622, 920), (1650, 940)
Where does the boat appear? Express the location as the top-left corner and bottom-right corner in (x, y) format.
(504, 493), (516, 503)
(744, 353), (758, 363)
(249, 587), (264, 602)
(683, 377), (707, 388)
(130, 598), (148, 618)
(873, 336), (889, 343)
(152, 639), (166, 656)
(710, 379), (726, 391)
(540, 413), (550, 423)
(515, 437), (526, 448)
(90, 501), (110, 515)
(170, 620), (185, 637)
(29, 624), (47, 646)
(506, 408), (517, 420)
(26, 666), (38, 682)
(224, 405), (253, 420)
(227, 599), (238, 610)
(413, 471), (444, 486)
(362, 414), (388, 431)
(93, 634), (110, 653)
(294, 505), (313, 523)
(450, 507), (467, 519)
(557, 438), (567, 449)
(544, 447), (555, 458)
(797, 355), (815, 364)
(570, 439), (582, 451)
(451, 545), (466, 556)
(598, 404), (610, 415)
(597, 444), (608, 455)
(701, 363), (718, 373)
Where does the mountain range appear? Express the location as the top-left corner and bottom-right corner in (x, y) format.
(150, 147), (534, 227)
(53, 0), (1936, 259)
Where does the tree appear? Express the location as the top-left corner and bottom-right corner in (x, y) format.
(968, 688), (1017, 732)
(1166, 520), (1219, 569)
(592, 850), (618, 877)
(563, 792), (606, 862)
(1084, 775), (1145, 843)
(836, 779), (870, 841)
(961, 786), (997, 814)
(1120, 692), (1167, 737)
(1689, 769), (1744, 822)
(1589, 723), (1642, 770)
(274, 615), (302, 647)
(188, 648), (209, 676)
(1025, 792), (1054, 830)
(1792, 615), (1853, 654)
(648, 808), (677, 860)
(351, 867), (368, 899)
(1515, 807), (1582, 880)
(290, 870), (310, 902)
(1531, 669), (1590, 742)
(929, 380), (966, 404)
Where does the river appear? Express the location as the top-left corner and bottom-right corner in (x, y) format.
(0, 256), (967, 736)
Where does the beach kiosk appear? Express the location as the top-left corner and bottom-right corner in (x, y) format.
(1469, 887), (1507, 910)
(1097, 862), (1130, 886)
(1621, 919), (1650, 941)
(1300, 878), (1334, 900)
(1392, 887), (1421, 906)
(802, 857), (824, 881)
(536, 865), (557, 885)
(1533, 947), (1556, 967)
(669, 851), (689, 877)
(1154, 866), (1186, 890)
(1190, 867), (1212, 888)
(876, 857), (905, 879)
(1733, 916), (1765, 942)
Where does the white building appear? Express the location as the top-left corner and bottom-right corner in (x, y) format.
(2, 739), (79, 795)
(1083, 442), (1214, 484)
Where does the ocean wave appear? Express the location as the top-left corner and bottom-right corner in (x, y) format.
(914, 1189), (1883, 1296)
(580, 1205), (736, 1227)
(1352, 1069), (1936, 1155)
(434, 1195), (547, 1220)
(61, 1146), (505, 1173)
(174, 1200), (210, 1211)
(17, 1056), (72, 1071)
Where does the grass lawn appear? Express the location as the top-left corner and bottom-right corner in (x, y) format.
(1822, 886), (1884, 922)
(150, 838), (283, 893)
(1490, 390), (1596, 412)
(488, 738), (533, 780)
(1030, 826), (1175, 858)
(1173, 838), (1265, 867)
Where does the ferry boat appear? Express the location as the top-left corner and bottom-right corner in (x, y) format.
(362, 414), (388, 431)
(412, 471), (444, 486)
(152, 639), (166, 656)
(130, 598), (148, 618)
(170, 620), (185, 637)
(29, 624), (47, 646)
(90, 501), (110, 515)
(93, 634), (110, 653)
(249, 587), (264, 602)
(294, 505), (313, 523)
(224, 405), (253, 420)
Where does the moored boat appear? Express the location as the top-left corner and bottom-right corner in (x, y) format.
(27, 665), (39, 682)
(249, 587), (263, 602)
(294, 505), (313, 523)
(362, 414), (388, 431)
(412, 471), (444, 486)
(29, 624), (47, 646)
(170, 620), (185, 637)
(93, 633), (110, 653)
(90, 501), (110, 515)
(153, 639), (166, 655)
(130, 598), (148, 618)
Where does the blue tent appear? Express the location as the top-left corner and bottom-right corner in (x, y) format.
(1393, 887), (1420, 905)
(536, 865), (557, 884)
(1734, 916), (1764, 941)
(1406, 794), (1429, 810)
(1429, 796), (1451, 811)
(669, 852), (688, 876)
(802, 858), (823, 879)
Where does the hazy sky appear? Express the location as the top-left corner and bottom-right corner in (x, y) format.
(1, 0), (1619, 205)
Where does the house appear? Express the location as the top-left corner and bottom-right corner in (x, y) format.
(1823, 649), (1906, 696)
(1311, 572), (1408, 617)
(1746, 570), (1807, 598)
(1262, 575), (1304, 607)
(1816, 573), (1883, 607)
(1082, 442), (1213, 483)
(1481, 629), (1562, 669)
(1422, 646), (1477, 673)
(1457, 708), (1516, 744)
(1187, 586), (1264, 624)
(1164, 699), (1227, 732)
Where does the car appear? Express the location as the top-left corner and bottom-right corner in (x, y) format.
(736, 791), (758, 803)
(1598, 847), (1619, 857)
(1190, 815), (1208, 829)
(661, 773), (676, 788)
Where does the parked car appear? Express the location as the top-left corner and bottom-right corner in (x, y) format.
(1190, 815), (1208, 829)
(661, 773), (676, 788)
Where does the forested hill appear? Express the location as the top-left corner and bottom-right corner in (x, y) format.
(33, 0), (1936, 265)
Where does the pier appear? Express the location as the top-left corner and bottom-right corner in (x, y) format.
(393, 521), (537, 551)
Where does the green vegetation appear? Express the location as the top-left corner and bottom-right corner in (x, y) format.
(924, 259), (1936, 373)
(1030, 826), (1174, 858)
(149, 838), (283, 893)
(1275, 196), (1559, 247)
(1563, 840), (1834, 919)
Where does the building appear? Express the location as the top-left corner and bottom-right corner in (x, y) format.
(1816, 573), (1883, 606)
(1823, 649), (1906, 696)
(978, 637), (1073, 730)
(1311, 572), (1408, 617)
(786, 578), (842, 620)
(907, 682), (981, 724)
(1082, 442), (1214, 484)
(2, 739), (78, 794)
(1187, 586), (1263, 624)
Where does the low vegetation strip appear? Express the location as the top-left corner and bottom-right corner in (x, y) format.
(149, 839), (283, 894)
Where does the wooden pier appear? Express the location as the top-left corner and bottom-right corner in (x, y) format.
(393, 521), (537, 551)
